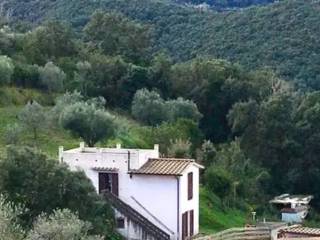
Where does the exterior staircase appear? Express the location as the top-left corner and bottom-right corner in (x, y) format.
(103, 191), (171, 240)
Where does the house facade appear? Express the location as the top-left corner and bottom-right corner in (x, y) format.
(59, 143), (203, 240)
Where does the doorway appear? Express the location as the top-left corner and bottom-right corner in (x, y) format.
(98, 172), (119, 196)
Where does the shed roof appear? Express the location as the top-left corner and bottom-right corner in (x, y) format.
(129, 158), (204, 176)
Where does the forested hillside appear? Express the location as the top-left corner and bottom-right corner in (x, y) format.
(3, 0), (320, 89)
(175, 0), (275, 8)
(1, 0), (320, 237)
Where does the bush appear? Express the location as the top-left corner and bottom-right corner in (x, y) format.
(167, 139), (192, 158)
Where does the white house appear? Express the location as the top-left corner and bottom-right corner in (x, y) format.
(59, 143), (204, 240)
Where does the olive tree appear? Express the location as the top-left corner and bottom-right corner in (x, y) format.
(166, 97), (202, 123)
(27, 209), (103, 240)
(60, 102), (117, 147)
(131, 88), (166, 126)
(18, 101), (46, 141)
(131, 88), (202, 126)
(0, 55), (14, 86)
(39, 62), (66, 92)
(0, 195), (25, 240)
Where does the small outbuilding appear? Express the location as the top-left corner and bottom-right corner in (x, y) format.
(270, 194), (313, 223)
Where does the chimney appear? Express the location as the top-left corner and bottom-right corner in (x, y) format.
(80, 142), (85, 152)
(154, 144), (159, 153)
(116, 143), (121, 149)
(58, 146), (64, 163)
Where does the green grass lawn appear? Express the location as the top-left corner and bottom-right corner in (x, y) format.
(199, 187), (248, 234)
(0, 106), (80, 158)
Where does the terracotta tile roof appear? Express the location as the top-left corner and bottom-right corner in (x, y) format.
(92, 167), (118, 172)
(129, 158), (203, 176)
(282, 226), (320, 236)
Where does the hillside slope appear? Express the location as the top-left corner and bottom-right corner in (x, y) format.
(4, 0), (320, 88)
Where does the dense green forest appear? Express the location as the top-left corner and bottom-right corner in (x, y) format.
(175, 0), (275, 8)
(3, 0), (320, 89)
(1, 0), (320, 238)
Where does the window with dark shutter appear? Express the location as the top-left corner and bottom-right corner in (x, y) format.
(182, 212), (188, 240)
(190, 210), (194, 236)
(188, 172), (193, 200)
(111, 173), (119, 196)
(116, 217), (125, 229)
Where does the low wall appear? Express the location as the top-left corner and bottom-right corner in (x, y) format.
(191, 227), (271, 240)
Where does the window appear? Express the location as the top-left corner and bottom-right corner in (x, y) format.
(98, 172), (119, 196)
(190, 210), (194, 236)
(116, 217), (125, 229)
(188, 172), (193, 200)
(182, 212), (188, 240)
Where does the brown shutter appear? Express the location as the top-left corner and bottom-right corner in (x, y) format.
(182, 212), (189, 240)
(188, 172), (193, 200)
(111, 173), (119, 196)
(190, 210), (194, 236)
(99, 173), (108, 194)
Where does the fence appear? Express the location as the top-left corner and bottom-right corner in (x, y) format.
(192, 227), (271, 240)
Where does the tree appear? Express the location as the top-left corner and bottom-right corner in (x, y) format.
(166, 97), (202, 123)
(131, 88), (166, 126)
(23, 21), (76, 65)
(149, 53), (173, 98)
(18, 101), (46, 141)
(0, 55), (14, 86)
(0, 146), (117, 237)
(60, 102), (117, 147)
(49, 91), (84, 126)
(0, 195), (25, 240)
(170, 58), (277, 142)
(84, 11), (150, 63)
(27, 209), (103, 240)
(132, 88), (202, 126)
(205, 167), (232, 201)
(39, 62), (66, 92)
(74, 61), (92, 96)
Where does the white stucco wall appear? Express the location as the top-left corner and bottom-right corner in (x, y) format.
(60, 144), (200, 240)
(61, 145), (159, 200)
(179, 164), (200, 238)
(129, 174), (178, 237)
(282, 212), (304, 223)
